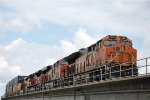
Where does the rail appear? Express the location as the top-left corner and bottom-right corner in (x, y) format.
(2, 57), (150, 99)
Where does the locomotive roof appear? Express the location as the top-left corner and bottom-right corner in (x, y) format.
(100, 35), (132, 41)
(6, 75), (27, 87)
(64, 51), (81, 64)
(34, 70), (41, 76)
(41, 65), (52, 72)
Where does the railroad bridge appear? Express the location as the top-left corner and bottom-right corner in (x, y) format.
(2, 57), (150, 100)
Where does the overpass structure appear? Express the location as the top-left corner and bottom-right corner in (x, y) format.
(1, 57), (150, 100)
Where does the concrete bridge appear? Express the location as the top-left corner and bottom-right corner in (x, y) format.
(2, 75), (150, 100)
(2, 57), (150, 100)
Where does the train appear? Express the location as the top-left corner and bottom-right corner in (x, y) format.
(4, 35), (138, 97)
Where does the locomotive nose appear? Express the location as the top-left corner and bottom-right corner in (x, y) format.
(115, 44), (135, 64)
(116, 45), (125, 52)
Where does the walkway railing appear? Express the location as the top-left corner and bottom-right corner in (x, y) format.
(137, 57), (150, 76)
(2, 57), (150, 99)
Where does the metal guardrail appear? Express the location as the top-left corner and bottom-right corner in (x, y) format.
(2, 57), (150, 99)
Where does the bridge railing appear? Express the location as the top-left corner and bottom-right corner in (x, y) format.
(73, 57), (150, 85)
(137, 57), (150, 76)
(3, 57), (150, 99)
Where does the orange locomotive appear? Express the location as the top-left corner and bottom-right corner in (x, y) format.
(97, 35), (137, 66)
(75, 35), (137, 77)
(96, 35), (137, 77)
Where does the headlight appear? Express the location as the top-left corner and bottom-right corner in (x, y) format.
(121, 46), (124, 51)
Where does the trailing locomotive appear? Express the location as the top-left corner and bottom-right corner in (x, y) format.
(4, 35), (137, 97)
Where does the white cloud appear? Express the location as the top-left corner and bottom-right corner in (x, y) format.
(0, 56), (22, 76)
(60, 39), (76, 55)
(44, 58), (57, 65)
(139, 37), (150, 58)
(0, 57), (8, 73)
(74, 28), (97, 48)
(112, 1), (140, 13)
(0, 0), (149, 36)
(9, 18), (30, 32)
(0, 27), (95, 81)
(0, 83), (5, 88)
(5, 38), (26, 51)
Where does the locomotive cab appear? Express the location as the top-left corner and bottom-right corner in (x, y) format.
(97, 35), (137, 67)
(96, 35), (137, 77)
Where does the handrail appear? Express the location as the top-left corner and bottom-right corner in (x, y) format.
(2, 57), (150, 99)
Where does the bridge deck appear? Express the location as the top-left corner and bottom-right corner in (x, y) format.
(2, 75), (150, 100)
(2, 57), (150, 100)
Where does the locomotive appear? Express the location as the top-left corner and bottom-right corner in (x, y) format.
(4, 35), (137, 97)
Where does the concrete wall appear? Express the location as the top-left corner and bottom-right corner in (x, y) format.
(3, 76), (150, 100)
(3, 92), (150, 100)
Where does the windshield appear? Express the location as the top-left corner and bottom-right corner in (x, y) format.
(104, 40), (118, 47)
(121, 41), (132, 47)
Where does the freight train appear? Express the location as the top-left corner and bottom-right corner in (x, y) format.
(4, 35), (138, 97)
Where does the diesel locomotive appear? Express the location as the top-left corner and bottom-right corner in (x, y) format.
(4, 35), (137, 97)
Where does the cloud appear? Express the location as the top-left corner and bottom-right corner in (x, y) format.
(0, 0), (149, 36)
(4, 38), (26, 51)
(74, 28), (97, 48)
(60, 39), (76, 55)
(0, 82), (6, 98)
(137, 36), (150, 74)
(0, 27), (96, 96)
(0, 56), (22, 76)
(0, 27), (95, 80)
(139, 37), (150, 58)
(0, 57), (8, 73)
(0, 82), (5, 88)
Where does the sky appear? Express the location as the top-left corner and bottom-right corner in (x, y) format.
(0, 0), (150, 97)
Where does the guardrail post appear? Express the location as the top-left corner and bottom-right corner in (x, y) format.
(100, 69), (102, 81)
(105, 65), (107, 79)
(109, 67), (111, 79)
(132, 62), (134, 76)
(73, 75), (75, 86)
(120, 64), (121, 77)
(146, 58), (148, 75)
(93, 72), (94, 82)
(85, 73), (87, 84)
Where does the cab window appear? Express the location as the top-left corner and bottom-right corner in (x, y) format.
(97, 41), (101, 49)
(121, 41), (132, 47)
(104, 40), (118, 47)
